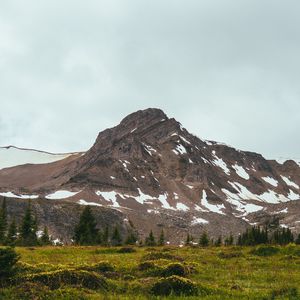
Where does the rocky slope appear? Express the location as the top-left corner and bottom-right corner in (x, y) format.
(0, 108), (299, 244)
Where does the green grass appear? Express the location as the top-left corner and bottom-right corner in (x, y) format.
(1, 244), (300, 299)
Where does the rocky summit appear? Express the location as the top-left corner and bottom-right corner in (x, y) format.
(0, 108), (299, 244)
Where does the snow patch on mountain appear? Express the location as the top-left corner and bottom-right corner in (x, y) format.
(212, 151), (230, 175)
(281, 176), (299, 189)
(172, 144), (187, 155)
(191, 217), (209, 225)
(232, 164), (250, 180)
(46, 190), (80, 200)
(0, 146), (74, 170)
(262, 176), (278, 187)
(0, 191), (39, 199)
(201, 190), (225, 215)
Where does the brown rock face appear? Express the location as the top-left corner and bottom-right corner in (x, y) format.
(0, 108), (299, 244)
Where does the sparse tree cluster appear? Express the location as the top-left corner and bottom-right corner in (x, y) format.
(73, 206), (138, 246)
(0, 198), (52, 247)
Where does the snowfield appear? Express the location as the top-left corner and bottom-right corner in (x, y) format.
(0, 146), (75, 170)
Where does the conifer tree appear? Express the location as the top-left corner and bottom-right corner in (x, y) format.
(40, 226), (52, 245)
(215, 236), (222, 246)
(0, 198), (8, 244)
(158, 229), (165, 246)
(295, 234), (300, 245)
(111, 226), (122, 246)
(199, 232), (209, 247)
(74, 206), (99, 245)
(125, 231), (137, 245)
(185, 233), (193, 246)
(20, 201), (38, 246)
(102, 226), (109, 246)
(5, 218), (17, 246)
(145, 230), (156, 246)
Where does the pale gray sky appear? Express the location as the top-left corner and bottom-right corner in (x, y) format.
(0, 0), (299, 158)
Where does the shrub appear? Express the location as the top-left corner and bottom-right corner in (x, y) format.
(281, 244), (300, 257)
(117, 247), (136, 253)
(250, 245), (280, 257)
(23, 269), (109, 290)
(151, 275), (198, 296)
(138, 261), (156, 271)
(78, 261), (115, 273)
(270, 286), (298, 299)
(141, 252), (183, 261)
(218, 250), (243, 259)
(162, 263), (187, 277)
(0, 247), (20, 279)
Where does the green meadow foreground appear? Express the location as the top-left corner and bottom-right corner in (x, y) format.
(1, 245), (300, 299)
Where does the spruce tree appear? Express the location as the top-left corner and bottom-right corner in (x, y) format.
(102, 226), (109, 246)
(40, 226), (51, 245)
(199, 232), (209, 247)
(145, 230), (156, 246)
(158, 229), (165, 246)
(215, 236), (222, 246)
(111, 226), (122, 246)
(0, 198), (8, 244)
(125, 231), (137, 245)
(20, 202), (38, 246)
(5, 218), (17, 246)
(74, 206), (99, 245)
(295, 234), (300, 245)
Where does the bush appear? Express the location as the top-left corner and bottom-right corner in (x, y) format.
(23, 269), (109, 290)
(151, 275), (198, 296)
(162, 263), (187, 277)
(138, 261), (156, 271)
(78, 261), (115, 273)
(250, 245), (280, 257)
(270, 286), (298, 299)
(0, 247), (20, 279)
(141, 252), (183, 261)
(281, 244), (300, 257)
(218, 250), (243, 259)
(117, 247), (136, 253)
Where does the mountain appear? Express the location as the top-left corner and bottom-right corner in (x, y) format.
(0, 108), (299, 244)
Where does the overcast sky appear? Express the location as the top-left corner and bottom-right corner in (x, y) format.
(0, 0), (299, 158)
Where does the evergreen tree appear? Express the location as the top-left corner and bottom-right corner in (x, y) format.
(158, 229), (165, 246)
(185, 233), (193, 246)
(295, 234), (300, 245)
(20, 201), (38, 246)
(40, 226), (51, 245)
(0, 198), (8, 244)
(199, 232), (209, 247)
(74, 206), (99, 245)
(111, 226), (122, 246)
(145, 230), (156, 246)
(102, 226), (109, 246)
(125, 231), (137, 245)
(5, 218), (17, 246)
(214, 236), (222, 247)
(225, 233), (234, 246)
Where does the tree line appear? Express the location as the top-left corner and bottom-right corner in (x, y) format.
(0, 199), (51, 246)
(1, 198), (300, 247)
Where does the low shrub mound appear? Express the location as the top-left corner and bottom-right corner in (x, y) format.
(23, 269), (109, 290)
(281, 244), (300, 257)
(250, 245), (280, 257)
(270, 286), (298, 299)
(117, 247), (136, 253)
(151, 275), (198, 296)
(141, 252), (183, 262)
(162, 263), (187, 277)
(138, 261), (156, 271)
(218, 251), (243, 259)
(78, 261), (115, 273)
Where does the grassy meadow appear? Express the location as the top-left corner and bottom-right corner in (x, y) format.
(0, 244), (300, 299)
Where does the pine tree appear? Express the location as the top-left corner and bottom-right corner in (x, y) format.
(214, 236), (222, 246)
(102, 226), (109, 246)
(199, 232), (209, 247)
(20, 201), (38, 246)
(158, 229), (165, 246)
(74, 206), (99, 245)
(295, 234), (300, 245)
(111, 226), (122, 246)
(0, 198), (8, 244)
(145, 230), (156, 246)
(40, 226), (51, 245)
(5, 218), (17, 246)
(125, 231), (137, 245)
